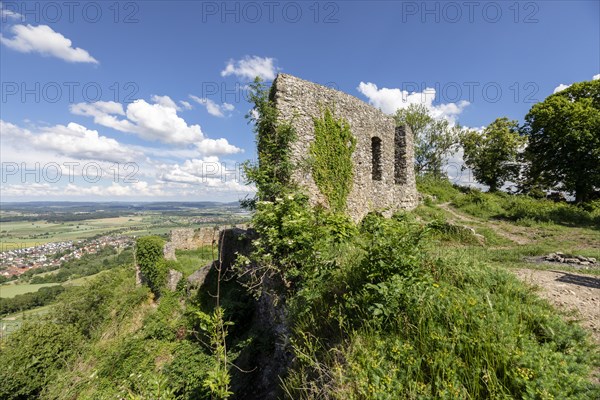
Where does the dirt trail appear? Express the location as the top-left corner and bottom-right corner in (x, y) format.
(435, 204), (600, 340)
(512, 269), (600, 344)
(438, 202), (531, 245)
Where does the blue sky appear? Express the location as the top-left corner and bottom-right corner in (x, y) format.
(1, 1), (598, 201)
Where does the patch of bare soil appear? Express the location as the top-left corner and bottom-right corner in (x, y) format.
(512, 269), (600, 344)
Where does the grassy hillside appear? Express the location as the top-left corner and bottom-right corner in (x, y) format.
(1, 179), (598, 399)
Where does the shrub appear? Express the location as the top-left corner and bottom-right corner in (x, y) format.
(136, 236), (167, 296)
(416, 175), (462, 203)
(281, 211), (599, 399)
(0, 322), (84, 400)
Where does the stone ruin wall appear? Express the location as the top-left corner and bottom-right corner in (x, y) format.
(271, 74), (419, 221)
(163, 227), (220, 260)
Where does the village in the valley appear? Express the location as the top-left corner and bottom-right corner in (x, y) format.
(0, 235), (133, 278)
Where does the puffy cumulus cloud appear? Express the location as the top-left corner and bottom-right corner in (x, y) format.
(0, 119), (137, 163)
(593, 74), (600, 81)
(553, 83), (570, 93)
(69, 101), (135, 132)
(429, 101), (470, 122)
(357, 82), (469, 124)
(0, 24), (98, 63)
(70, 97), (242, 154)
(221, 55), (277, 81)
(197, 138), (242, 155)
(125, 99), (204, 144)
(156, 157), (253, 193)
(189, 95), (235, 117)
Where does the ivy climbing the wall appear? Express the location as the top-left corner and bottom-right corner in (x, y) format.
(310, 108), (356, 213)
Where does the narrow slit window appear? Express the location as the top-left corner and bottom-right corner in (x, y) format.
(394, 126), (407, 185)
(371, 137), (383, 181)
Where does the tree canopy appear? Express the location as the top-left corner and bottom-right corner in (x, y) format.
(394, 104), (459, 178)
(461, 118), (526, 192)
(522, 80), (600, 202)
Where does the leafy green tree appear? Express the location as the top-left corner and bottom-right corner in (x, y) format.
(460, 117), (526, 192)
(522, 80), (600, 202)
(395, 104), (460, 178)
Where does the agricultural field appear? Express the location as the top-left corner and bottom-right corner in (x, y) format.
(0, 202), (249, 251)
(0, 282), (60, 299)
(0, 216), (146, 251)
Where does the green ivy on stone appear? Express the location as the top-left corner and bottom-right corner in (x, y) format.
(310, 107), (356, 213)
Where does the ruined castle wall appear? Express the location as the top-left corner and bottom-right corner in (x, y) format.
(271, 74), (418, 221)
(163, 227), (220, 260)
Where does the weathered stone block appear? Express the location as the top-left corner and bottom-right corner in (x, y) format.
(166, 269), (183, 291)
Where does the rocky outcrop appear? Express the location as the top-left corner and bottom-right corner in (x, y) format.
(197, 227), (289, 400)
(217, 227), (258, 271)
(544, 252), (598, 267)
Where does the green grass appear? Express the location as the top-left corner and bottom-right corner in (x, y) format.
(0, 269), (114, 299)
(174, 247), (215, 277)
(414, 177), (600, 275)
(0, 283), (60, 298)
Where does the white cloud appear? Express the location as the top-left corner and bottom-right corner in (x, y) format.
(70, 101), (135, 132)
(1, 2), (22, 20)
(553, 83), (570, 93)
(156, 158), (253, 192)
(196, 138), (241, 155)
(357, 82), (469, 123)
(150, 95), (180, 111)
(70, 97), (242, 154)
(554, 75), (599, 93)
(0, 120), (137, 162)
(189, 95), (235, 117)
(65, 181), (166, 197)
(0, 181), (166, 199)
(179, 100), (193, 110)
(221, 56), (277, 81)
(0, 24), (98, 63)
